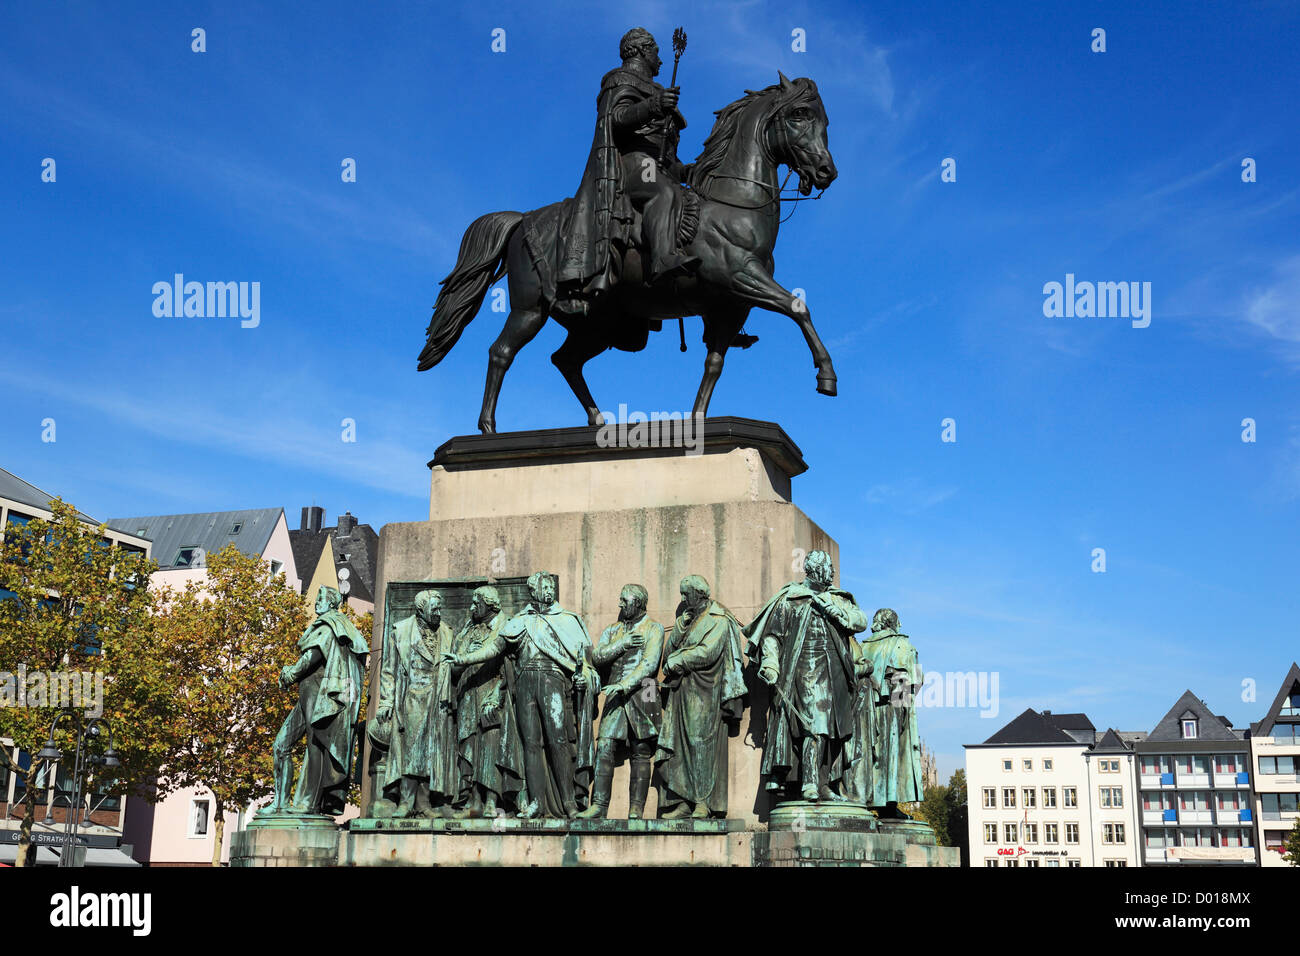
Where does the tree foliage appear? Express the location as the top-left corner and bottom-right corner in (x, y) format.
(150, 543), (308, 865)
(0, 499), (175, 867)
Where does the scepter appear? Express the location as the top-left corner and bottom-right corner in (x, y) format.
(657, 27), (687, 166)
(659, 28), (689, 351)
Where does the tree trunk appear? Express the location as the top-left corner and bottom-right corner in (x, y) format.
(13, 773), (38, 868)
(210, 805), (225, 867)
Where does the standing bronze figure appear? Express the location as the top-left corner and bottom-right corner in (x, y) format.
(373, 589), (459, 818)
(448, 586), (525, 818)
(745, 551), (871, 803)
(445, 572), (599, 819)
(653, 575), (746, 819)
(269, 586), (369, 816)
(579, 584), (665, 820)
(418, 27), (839, 433)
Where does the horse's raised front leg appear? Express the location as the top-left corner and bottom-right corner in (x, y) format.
(551, 330), (608, 427)
(481, 307), (547, 434)
(728, 259), (837, 396)
(692, 310), (748, 418)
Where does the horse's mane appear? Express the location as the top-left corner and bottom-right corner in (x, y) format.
(688, 77), (821, 189)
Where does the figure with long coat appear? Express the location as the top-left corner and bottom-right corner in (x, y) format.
(578, 584), (664, 819)
(448, 585), (525, 818)
(373, 589), (458, 818)
(270, 585), (369, 816)
(554, 26), (692, 313)
(861, 608), (924, 816)
(654, 575), (746, 819)
(446, 572), (598, 819)
(744, 551), (871, 803)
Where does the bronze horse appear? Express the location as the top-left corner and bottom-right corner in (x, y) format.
(419, 73), (839, 434)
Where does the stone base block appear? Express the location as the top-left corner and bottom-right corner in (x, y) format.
(229, 820), (341, 868)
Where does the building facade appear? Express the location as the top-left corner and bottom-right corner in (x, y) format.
(1249, 663), (1300, 865)
(1134, 691), (1257, 866)
(965, 709), (1141, 867)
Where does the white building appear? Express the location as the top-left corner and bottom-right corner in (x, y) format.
(1248, 663), (1300, 865)
(965, 709), (1142, 867)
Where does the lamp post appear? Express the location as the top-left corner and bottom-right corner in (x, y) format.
(36, 708), (119, 867)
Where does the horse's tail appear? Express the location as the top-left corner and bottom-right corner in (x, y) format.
(418, 210), (523, 372)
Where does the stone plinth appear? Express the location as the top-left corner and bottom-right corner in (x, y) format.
(365, 418), (836, 824)
(342, 818), (752, 867)
(230, 815), (340, 868)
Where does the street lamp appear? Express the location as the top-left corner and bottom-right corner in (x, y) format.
(39, 708), (118, 867)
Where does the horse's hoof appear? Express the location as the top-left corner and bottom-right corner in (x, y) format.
(817, 375), (838, 397)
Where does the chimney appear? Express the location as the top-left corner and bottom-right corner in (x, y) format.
(301, 506), (324, 533)
(336, 511), (356, 536)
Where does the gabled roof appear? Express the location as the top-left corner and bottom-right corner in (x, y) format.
(1146, 690), (1240, 742)
(1251, 662), (1300, 737)
(982, 708), (1079, 745)
(0, 467), (96, 523)
(1091, 728), (1132, 754)
(107, 509), (284, 570)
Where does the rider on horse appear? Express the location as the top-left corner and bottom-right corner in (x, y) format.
(556, 27), (699, 316)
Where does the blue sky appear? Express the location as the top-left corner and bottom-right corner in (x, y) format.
(3, 1), (1298, 778)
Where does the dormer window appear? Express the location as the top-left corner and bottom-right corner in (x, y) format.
(1182, 718), (1198, 739)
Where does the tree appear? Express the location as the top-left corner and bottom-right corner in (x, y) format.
(150, 544), (308, 865)
(1283, 815), (1300, 866)
(0, 499), (175, 868)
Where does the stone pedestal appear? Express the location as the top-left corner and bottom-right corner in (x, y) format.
(230, 814), (340, 868)
(364, 418), (836, 824)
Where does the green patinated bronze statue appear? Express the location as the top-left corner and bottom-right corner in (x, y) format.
(449, 586), (525, 819)
(862, 608), (924, 817)
(444, 572), (599, 819)
(654, 575), (746, 819)
(373, 589), (458, 818)
(268, 585), (369, 817)
(745, 551), (872, 804)
(579, 584), (665, 819)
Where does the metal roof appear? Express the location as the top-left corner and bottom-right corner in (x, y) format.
(0, 467), (96, 523)
(106, 508), (284, 570)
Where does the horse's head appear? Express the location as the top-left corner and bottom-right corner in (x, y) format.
(770, 73), (837, 195)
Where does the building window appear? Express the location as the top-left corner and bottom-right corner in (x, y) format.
(188, 798), (210, 838)
(1182, 718), (1198, 739)
(1044, 822), (1059, 844)
(1043, 759), (1053, 771)
(1004, 823), (1017, 844)
(1002, 787), (1016, 808)
(1043, 787), (1057, 808)
(1023, 787), (1036, 808)
(1023, 759), (1033, 772)
(1064, 787), (1078, 808)
(1065, 823), (1079, 844)
(1002, 759), (1013, 772)
(984, 823), (997, 844)
(982, 787), (996, 809)
(1259, 756), (1296, 775)
(1024, 823), (1038, 844)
